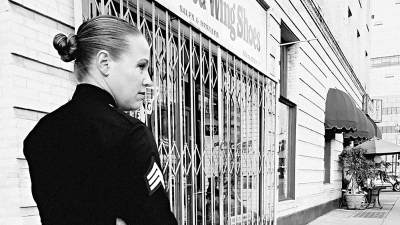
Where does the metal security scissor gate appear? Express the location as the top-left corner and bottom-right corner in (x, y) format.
(82, 1), (277, 224)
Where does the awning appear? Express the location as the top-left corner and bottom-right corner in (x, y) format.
(325, 88), (359, 132)
(344, 108), (375, 140)
(366, 114), (382, 139)
(376, 127), (382, 139)
(354, 138), (400, 155)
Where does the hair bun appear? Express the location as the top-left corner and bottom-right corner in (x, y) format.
(53, 33), (77, 62)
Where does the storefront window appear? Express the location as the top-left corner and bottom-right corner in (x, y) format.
(278, 22), (297, 201)
(278, 98), (295, 201)
(82, 0), (277, 223)
(278, 102), (289, 200)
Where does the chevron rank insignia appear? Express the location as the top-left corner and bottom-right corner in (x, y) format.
(144, 157), (165, 196)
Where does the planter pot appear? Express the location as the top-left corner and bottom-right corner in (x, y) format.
(345, 193), (365, 209)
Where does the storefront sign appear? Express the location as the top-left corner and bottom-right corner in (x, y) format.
(363, 94), (382, 122)
(154, 0), (267, 74)
(369, 99), (382, 123)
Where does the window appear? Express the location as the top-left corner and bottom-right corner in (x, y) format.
(249, 176), (253, 189)
(382, 107), (400, 115)
(278, 21), (297, 201)
(380, 125), (400, 133)
(81, 0), (278, 222)
(324, 132), (334, 183)
(278, 98), (296, 200)
(243, 176), (248, 189)
(371, 55), (400, 67)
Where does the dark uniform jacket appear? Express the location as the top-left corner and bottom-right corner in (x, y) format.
(23, 84), (177, 225)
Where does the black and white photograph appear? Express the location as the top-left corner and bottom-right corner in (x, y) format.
(1, 0), (400, 225)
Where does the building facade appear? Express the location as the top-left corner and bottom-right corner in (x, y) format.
(269, 0), (370, 224)
(314, 0), (371, 89)
(0, 0), (371, 225)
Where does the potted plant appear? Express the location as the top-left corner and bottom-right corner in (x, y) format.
(339, 147), (375, 209)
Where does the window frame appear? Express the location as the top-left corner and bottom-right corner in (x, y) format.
(278, 96), (297, 201)
(324, 132), (334, 184)
(278, 21), (298, 201)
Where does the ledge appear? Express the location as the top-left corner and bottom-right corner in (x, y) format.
(9, 0), (74, 29)
(277, 198), (340, 225)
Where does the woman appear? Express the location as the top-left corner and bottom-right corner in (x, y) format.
(23, 15), (177, 225)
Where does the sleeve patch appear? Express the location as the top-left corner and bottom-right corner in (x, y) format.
(144, 157), (165, 196)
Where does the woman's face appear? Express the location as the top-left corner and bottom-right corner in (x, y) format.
(107, 34), (152, 111)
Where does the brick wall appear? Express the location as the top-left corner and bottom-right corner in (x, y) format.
(0, 0), (76, 224)
(286, 44), (299, 103)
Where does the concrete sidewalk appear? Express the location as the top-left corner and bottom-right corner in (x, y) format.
(308, 191), (400, 225)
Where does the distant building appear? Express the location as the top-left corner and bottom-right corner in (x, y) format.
(369, 0), (400, 147)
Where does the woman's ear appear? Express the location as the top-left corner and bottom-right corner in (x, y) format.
(96, 50), (111, 77)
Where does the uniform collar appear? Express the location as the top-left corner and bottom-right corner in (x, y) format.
(72, 83), (117, 107)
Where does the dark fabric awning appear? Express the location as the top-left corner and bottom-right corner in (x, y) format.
(366, 114), (382, 139)
(344, 108), (375, 140)
(325, 88), (359, 132)
(376, 127), (382, 139)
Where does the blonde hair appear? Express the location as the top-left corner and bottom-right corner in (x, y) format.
(53, 15), (141, 81)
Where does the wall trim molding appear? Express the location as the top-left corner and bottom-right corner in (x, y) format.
(11, 52), (73, 73)
(277, 198), (339, 225)
(9, 0), (74, 29)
